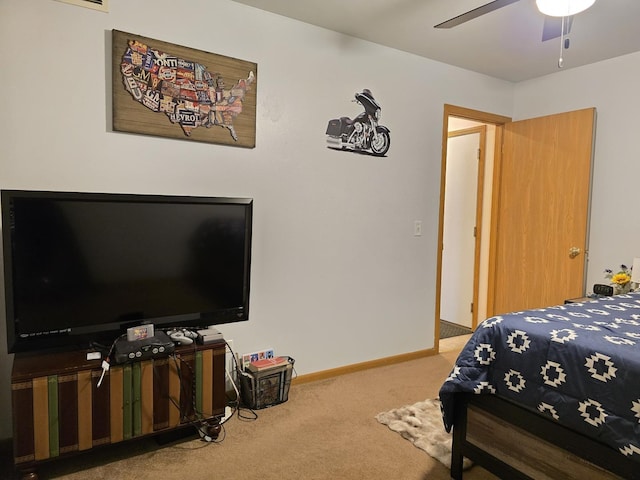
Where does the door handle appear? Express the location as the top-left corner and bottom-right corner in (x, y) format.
(569, 247), (582, 259)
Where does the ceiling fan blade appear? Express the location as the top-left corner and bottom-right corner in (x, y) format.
(541, 15), (573, 41)
(434, 0), (522, 29)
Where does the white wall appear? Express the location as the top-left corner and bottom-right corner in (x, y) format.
(0, 0), (514, 439)
(512, 52), (640, 291)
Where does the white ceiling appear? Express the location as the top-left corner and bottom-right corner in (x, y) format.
(231, 0), (640, 82)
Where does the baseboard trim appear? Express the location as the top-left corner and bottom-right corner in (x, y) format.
(292, 347), (437, 385)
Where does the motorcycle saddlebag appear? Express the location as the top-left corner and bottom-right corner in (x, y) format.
(326, 118), (342, 136)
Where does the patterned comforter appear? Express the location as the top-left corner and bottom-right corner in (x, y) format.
(439, 292), (640, 461)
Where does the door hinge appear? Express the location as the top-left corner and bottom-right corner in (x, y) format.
(477, 148), (481, 160)
(473, 226), (477, 237)
(470, 302), (474, 314)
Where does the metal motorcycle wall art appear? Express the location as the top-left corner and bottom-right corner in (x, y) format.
(325, 89), (391, 157)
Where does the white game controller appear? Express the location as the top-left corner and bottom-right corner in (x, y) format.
(167, 328), (196, 345)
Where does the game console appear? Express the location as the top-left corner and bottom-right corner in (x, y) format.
(113, 330), (174, 364)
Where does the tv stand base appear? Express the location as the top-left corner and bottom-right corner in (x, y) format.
(11, 341), (226, 479)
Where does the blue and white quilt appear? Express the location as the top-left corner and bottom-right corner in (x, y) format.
(439, 292), (640, 461)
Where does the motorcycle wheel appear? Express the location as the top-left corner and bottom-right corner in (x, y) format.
(370, 130), (390, 156)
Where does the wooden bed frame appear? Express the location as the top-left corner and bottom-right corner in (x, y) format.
(450, 394), (639, 480)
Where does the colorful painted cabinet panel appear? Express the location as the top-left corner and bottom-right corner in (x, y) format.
(11, 343), (225, 466)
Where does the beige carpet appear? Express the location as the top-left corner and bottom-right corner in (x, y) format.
(376, 398), (472, 470)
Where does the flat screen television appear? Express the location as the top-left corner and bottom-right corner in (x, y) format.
(1, 190), (252, 354)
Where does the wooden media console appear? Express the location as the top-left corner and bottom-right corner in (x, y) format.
(11, 341), (226, 479)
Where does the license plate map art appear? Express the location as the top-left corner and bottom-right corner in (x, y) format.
(120, 39), (253, 140)
(112, 30), (257, 147)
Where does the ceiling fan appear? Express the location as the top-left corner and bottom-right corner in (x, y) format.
(434, 0), (595, 42)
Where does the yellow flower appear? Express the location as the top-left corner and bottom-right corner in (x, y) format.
(611, 273), (631, 285)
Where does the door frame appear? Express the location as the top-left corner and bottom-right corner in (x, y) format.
(435, 105), (512, 350)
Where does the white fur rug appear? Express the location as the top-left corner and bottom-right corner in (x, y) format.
(375, 398), (472, 470)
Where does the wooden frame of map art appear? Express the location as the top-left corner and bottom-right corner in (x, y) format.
(112, 30), (257, 148)
(56, 0), (109, 13)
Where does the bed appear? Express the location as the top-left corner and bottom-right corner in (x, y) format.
(439, 292), (640, 479)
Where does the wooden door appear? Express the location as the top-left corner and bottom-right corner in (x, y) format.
(489, 108), (595, 315)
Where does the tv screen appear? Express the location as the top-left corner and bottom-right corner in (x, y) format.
(1, 190), (252, 353)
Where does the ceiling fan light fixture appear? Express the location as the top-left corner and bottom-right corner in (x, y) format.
(536, 0), (595, 17)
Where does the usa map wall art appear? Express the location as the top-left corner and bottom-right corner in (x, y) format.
(112, 30), (257, 148)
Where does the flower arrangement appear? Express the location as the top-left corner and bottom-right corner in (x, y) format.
(604, 264), (633, 294)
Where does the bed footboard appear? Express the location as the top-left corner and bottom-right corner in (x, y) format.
(451, 394), (638, 480)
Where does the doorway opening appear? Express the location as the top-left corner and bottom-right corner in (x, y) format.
(440, 124), (486, 333)
(435, 105), (511, 345)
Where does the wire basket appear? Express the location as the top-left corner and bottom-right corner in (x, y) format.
(238, 356), (295, 409)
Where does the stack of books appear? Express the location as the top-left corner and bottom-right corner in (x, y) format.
(247, 356), (288, 373)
